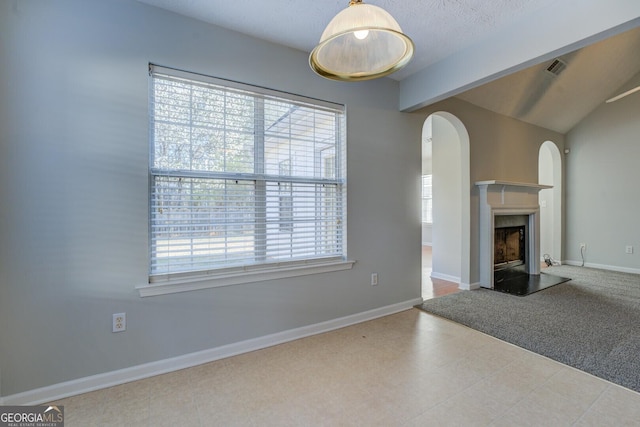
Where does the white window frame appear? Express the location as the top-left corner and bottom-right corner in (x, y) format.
(139, 65), (353, 297)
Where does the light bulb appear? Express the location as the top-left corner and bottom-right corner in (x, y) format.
(354, 29), (369, 40)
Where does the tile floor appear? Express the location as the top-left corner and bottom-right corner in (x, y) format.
(48, 309), (640, 426)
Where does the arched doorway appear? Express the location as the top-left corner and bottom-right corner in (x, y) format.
(421, 113), (471, 297)
(538, 141), (562, 264)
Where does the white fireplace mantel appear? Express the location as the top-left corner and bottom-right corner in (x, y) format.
(476, 180), (552, 188)
(476, 180), (552, 206)
(476, 181), (552, 289)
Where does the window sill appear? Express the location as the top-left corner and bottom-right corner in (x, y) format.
(138, 259), (356, 297)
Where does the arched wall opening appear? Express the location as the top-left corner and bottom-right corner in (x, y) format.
(538, 140), (562, 263)
(422, 112), (471, 289)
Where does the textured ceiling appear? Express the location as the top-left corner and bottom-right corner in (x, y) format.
(136, 0), (557, 80)
(136, 0), (640, 133)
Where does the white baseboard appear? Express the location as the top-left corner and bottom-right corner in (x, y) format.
(430, 271), (460, 284)
(429, 269), (479, 290)
(459, 282), (481, 290)
(0, 297), (423, 406)
(563, 260), (640, 275)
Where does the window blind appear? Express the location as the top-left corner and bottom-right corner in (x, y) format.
(149, 65), (347, 279)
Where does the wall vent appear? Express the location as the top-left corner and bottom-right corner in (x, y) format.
(545, 58), (567, 76)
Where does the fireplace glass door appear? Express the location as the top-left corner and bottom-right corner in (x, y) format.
(494, 226), (525, 271)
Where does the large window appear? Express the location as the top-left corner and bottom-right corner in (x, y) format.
(148, 65), (347, 285)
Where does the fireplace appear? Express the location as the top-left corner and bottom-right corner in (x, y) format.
(476, 180), (570, 295)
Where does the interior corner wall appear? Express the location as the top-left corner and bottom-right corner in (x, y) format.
(538, 145), (555, 259)
(564, 72), (640, 271)
(0, 0), (422, 397)
(412, 98), (565, 285)
(431, 115), (462, 280)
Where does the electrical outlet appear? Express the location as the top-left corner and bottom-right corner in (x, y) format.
(626, 245), (634, 254)
(580, 243), (586, 251)
(112, 313), (126, 333)
(371, 273), (378, 286)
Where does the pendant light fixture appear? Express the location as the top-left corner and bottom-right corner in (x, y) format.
(309, 0), (414, 81)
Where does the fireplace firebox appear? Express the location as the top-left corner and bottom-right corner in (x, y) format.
(494, 226), (525, 271)
(493, 224), (529, 289)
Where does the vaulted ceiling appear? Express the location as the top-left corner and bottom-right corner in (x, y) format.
(137, 0), (640, 133)
(455, 25), (640, 133)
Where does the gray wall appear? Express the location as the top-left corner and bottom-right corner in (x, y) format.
(564, 72), (640, 271)
(0, 0), (421, 396)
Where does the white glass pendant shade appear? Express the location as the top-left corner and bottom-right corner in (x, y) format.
(310, 1), (414, 81)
